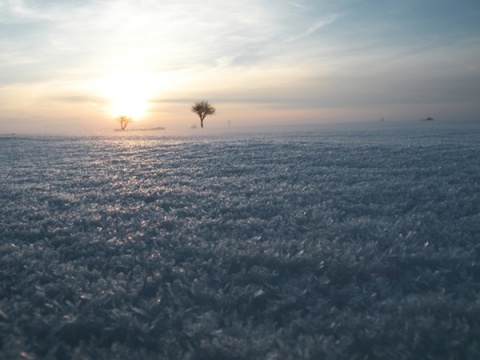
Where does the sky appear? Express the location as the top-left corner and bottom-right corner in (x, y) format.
(1, 0), (480, 134)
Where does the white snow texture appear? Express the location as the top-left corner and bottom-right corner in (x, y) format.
(1, 121), (479, 359)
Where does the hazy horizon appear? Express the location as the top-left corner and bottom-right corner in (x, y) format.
(2, 117), (478, 138)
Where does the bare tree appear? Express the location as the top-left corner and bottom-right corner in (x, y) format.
(118, 116), (133, 130)
(191, 101), (216, 128)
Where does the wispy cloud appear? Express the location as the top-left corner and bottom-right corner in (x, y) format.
(285, 14), (340, 43)
(286, 2), (308, 11)
(47, 95), (108, 104)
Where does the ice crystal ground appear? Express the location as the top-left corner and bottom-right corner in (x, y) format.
(1, 122), (479, 359)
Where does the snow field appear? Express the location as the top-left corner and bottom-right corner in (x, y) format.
(1, 124), (479, 359)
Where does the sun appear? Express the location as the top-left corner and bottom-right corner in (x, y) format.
(94, 70), (160, 120)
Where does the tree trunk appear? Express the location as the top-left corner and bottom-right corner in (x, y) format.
(201, 119), (204, 128)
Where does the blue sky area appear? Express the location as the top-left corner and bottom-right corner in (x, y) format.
(1, 0), (479, 133)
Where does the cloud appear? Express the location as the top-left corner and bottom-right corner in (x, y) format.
(286, 2), (308, 11)
(285, 14), (340, 43)
(47, 95), (108, 104)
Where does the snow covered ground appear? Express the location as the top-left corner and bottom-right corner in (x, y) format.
(1, 121), (480, 359)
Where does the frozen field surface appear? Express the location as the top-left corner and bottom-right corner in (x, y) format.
(1, 122), (480, 359)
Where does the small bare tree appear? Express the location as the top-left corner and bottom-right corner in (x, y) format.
(191, 101), (216, 128)
(118, 115), (133, 130)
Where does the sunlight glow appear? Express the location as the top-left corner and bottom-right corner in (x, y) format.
(94, 71), (165, 120)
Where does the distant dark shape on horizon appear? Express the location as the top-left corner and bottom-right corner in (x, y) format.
(423, 117), (434, 121)
(191, 101), (216, 128)
(117, 115), (133, 130)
